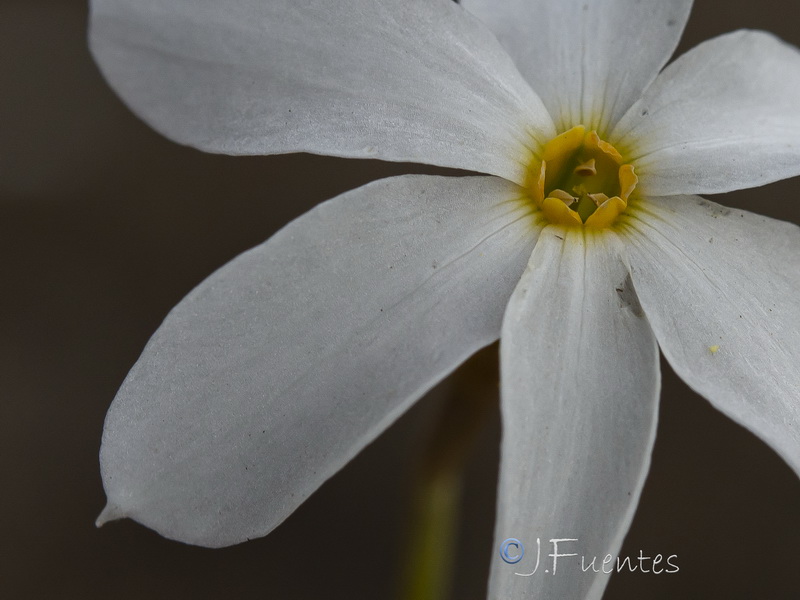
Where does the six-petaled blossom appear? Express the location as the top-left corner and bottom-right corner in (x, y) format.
(90, 0), (800, 597)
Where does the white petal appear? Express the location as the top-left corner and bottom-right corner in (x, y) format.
(491, 228), (660, 599)
(461, 0), (692, 133)
(612, 31), (800, 196)
(622, 195), (800, 476)
(89, 0), (554, 184)
(98, 175), (542, 547)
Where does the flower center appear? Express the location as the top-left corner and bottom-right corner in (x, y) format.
(527, 126), (637, 228)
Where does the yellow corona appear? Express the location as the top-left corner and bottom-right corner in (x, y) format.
(527, 126), (638, 229)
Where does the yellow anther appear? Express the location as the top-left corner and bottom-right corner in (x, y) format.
(548, 189), (577, 206)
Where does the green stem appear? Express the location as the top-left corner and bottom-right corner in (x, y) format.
(398, 346), (498, 600)
(400, 469), (461, 600)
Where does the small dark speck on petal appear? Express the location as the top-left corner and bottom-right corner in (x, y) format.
(641, 109), (649, 116)
(616, 274), (644, 317)
(667, 18), (676, 26)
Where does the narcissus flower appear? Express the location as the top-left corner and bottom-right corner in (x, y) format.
(91, 0), (800, 597)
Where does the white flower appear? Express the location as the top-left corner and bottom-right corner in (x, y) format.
(90, 0), (800, 597)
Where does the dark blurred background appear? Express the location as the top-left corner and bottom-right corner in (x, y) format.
(2, 1), (800, 598)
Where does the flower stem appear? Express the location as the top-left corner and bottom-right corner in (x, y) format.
(399, 468), (461, 600)
(398, 346), (498, 600)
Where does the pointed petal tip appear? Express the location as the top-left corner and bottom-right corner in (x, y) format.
(95, 502), (125, 528)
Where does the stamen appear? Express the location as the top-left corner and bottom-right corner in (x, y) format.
(548, 189), (577, 206)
